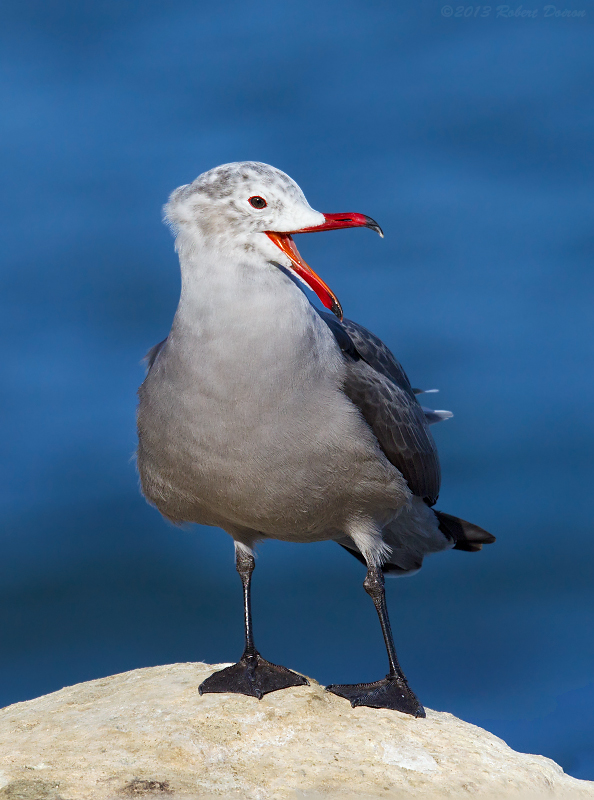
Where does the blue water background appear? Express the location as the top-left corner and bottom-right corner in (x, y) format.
(1, 0), (593, 779)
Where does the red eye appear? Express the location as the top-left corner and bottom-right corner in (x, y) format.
(249, 196), (267, 209)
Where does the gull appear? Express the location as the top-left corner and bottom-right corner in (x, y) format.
(136, 161), (494, 717)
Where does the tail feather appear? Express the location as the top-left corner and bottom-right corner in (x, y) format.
(337, 506), (495, 575)
(433, 510), (495, 552)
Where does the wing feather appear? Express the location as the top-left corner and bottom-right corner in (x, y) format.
(319, 312), (441, 505)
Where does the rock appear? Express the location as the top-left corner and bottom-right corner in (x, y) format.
(0, 662), (591, 799)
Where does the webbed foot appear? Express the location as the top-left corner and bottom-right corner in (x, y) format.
(199, 651), (309, 700)
(326, 674), (425, 717)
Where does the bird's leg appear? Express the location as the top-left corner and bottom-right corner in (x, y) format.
(326, 565), (425, 717)
(199, 544), (309, 699)
(238, 546), (258, 660)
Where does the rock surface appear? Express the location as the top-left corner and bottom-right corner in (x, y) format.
(0, 662), (591, 799)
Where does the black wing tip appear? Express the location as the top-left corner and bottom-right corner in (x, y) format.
(434, 509), (496, 551)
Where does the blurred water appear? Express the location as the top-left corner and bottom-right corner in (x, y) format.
(1, 0), (593, 780)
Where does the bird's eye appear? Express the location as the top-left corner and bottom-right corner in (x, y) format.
(248, 196), (267, 209)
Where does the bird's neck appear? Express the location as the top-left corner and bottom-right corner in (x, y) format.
(154, 239), (344, 412)
(170, 241), (322, 356)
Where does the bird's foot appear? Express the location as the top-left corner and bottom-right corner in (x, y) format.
(326, 674), (425, 717)
(199, 651), (309, 700)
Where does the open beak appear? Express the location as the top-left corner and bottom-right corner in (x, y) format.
(265, 213), (383, 320)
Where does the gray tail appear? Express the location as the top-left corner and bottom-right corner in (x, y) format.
(434, 510), (495, 552)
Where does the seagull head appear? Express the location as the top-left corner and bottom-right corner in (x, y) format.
(164, 161), (383, 320)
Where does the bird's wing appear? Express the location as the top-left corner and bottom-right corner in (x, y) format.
(319, 311), (441, 505)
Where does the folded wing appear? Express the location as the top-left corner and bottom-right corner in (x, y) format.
(319, 311), (441, 506)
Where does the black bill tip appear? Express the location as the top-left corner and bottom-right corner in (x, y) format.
(363, 215), (384, 238)
(330, 297), (344, 321)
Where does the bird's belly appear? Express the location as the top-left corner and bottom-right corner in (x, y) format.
(137, 381), (405, 540)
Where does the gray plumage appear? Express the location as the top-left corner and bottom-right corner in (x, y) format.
(323, 312), (441, 505)
(135, 161), (494, 714)
(137, 161), (492, 576)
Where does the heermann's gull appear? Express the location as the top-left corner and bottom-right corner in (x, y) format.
(136, 161), (494, 717)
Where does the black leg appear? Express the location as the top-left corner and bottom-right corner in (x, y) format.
(199, 545), (309, 699)
(326, 565), (425, 717)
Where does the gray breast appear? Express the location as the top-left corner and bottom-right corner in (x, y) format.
(137, 295), (408, 541)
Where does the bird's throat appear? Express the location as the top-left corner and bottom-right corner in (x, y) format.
(265, 232), (343, 320)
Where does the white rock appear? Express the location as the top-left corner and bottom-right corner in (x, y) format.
(0, 662), (591, 799)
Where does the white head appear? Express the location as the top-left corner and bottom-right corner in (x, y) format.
(164, 161), (382, 319)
